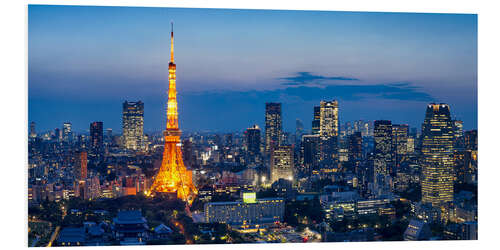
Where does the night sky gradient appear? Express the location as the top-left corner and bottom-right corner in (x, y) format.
(28, 5), (477, 133)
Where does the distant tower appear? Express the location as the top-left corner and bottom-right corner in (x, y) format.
(295, 119), (304, 144)
(374, 120), (393, 176)
(312, 106), (320, 135)
(301, 134), (320, 176)
(245, 125), (261, 160)
(122, 101), (145, 151)
(348, 132), (363, 162)
(63, 122), (72, 142)
(392, 124), (409, 169)
(90, 121), (104, 158)
(29, 121), (37, 138)
(74, 150), (88, 181)
(149, 23), (197, 204)
(421, 103), (455, 207)
(265, 102), (282, 153)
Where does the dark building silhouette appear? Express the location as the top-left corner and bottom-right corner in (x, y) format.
(312, 106), (321, 135)
(245, 125), (261, 163)
(301, 134), (320, 176)
(265, 102), (282, 153)
(90, 121), (103, 159)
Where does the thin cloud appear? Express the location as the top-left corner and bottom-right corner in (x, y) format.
(279, 71), (359, 86)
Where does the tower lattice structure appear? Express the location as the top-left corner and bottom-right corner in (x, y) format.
(148, 23), (197, 203)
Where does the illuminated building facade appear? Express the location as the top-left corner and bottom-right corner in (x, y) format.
(149, 23), (197, 204)
(265, 102), (282, 153)
(74, 150), (87, 181)
(122, 101), (145, 151)
(453, 120), (464, 139)
(421, 103), (455, 207)
(63, 122), (72, 142)
(374, 120), (393, 176)
(270, 145), (294, 183)
(392, 124), (409, 168)
(319, 100), (339, 165)
(204, 195), (285, 227)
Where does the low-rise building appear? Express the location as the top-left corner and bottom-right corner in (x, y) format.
(204, 193), (284, 230)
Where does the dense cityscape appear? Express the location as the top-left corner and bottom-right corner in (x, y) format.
(28, 15), (477, 248)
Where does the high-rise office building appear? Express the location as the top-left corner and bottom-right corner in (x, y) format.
(421, 103), (455, 207)
(319, 100), (339, 139)
(295, 119), (304, 145)
(319, 100), (339, 165)
(392, 124), (409, 168)
(105, 128), (113, 143)
(74, 150), (87, 181)
(54, 128), (61, 141)
(245, 125), (261, 157)
(464, 130), (478, 151)
(90, 121), (104, 158)
(122, 101), (145, 151)
(301, 134), (320, 176)
(312, 106), (320, 135)
(29, 121), (37, 138)
(348, 132), (363, 162)
(452, 120), (465, 149)
(374, 120), (393, 176)
(453, 120), (464, 139)
(270, 145), (294, 183)
(265, 102), (282, 153)
(63, 122), (72, 142)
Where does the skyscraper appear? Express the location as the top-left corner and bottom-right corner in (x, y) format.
(74, 150), (87, 181)
(149, 23), (197, 203)
(374, 120), (393, 176)
(29, 121), (36, 138)
(122, 101), (145, 151)
(90, 121), (104, 158)
(312, 106), (320, 135)
(54, 128), (61, 141)
(265, 102), (282, 153)
(453, 120), (464, 139)
(319, 100), (339, 165)
(392, 124), (409, 168)
(270, 145), (294, 183)
(421, 103), (455, 207)
(295, 119), (304, 145)
(63, 122), (72, 142)
(464, 130), (478, 151)
(301, 134), (320, 176)
(245, 125), (261, 159)
(348, 132), (363, 162)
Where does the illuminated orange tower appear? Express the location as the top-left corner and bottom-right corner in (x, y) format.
(148, 22), (197, 203)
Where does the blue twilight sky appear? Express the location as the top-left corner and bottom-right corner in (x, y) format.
(28, 5), (477, 133)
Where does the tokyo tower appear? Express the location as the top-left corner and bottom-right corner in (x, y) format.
(148, 22), (197, 204)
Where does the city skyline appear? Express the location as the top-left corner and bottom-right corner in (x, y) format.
(28, 5), (477, 133)
(27, 5), (479, 246)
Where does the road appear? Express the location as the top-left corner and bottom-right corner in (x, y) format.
(46, 226), (60, 247)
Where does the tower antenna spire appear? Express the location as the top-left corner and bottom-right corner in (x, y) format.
(170, 21), (174, 63)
